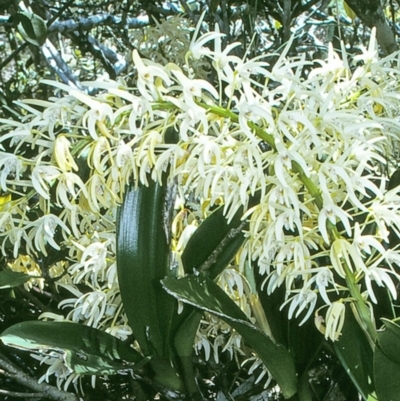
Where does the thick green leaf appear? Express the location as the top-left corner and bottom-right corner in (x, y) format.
(0, 321), (147, 375)
(116, 178), (184, 392)
(162, 275), (298, 399)
(181, 205), (245, 279)
(374, 319), (400, 401)
(116, 178), (172, 356)
(333, 306), (373, 400)
(0, 270), (38, 289)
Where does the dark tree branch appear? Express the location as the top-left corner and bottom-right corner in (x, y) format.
(292, 0), (320, 18)
(0, 16), (10, 26)
(179, 0), (196, 21)
(0, 13), (150, 31)
(66, 31), (127, 80)
(345, 0), (397, 54)
(0, 42), (29, 71)
(282, 0), (292, 43)
(48, 14), (149, 33)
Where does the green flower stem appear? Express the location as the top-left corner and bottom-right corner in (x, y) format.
(198, 102), (278, 150)
(291, 161), (323, 210)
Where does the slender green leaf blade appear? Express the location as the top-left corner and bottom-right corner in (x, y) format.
(173, 204), (246, 398)
(0, 270), (37, 289)
(162, 275), (298, 399)
(0, 321), (147, 375)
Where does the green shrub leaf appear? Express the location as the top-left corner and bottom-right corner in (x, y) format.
(16, 11), (47, 46)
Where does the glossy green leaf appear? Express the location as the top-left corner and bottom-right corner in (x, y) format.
(0, 270), (38, 289)
(333, 306), (373, 400)
(0, 321), (147, 375)
(181, 205), (245, 279)
(162, 275), (298, 399)
(116, 178), (172, 356)
(116, 178), (184, 392)
(374, 319), (400, 401)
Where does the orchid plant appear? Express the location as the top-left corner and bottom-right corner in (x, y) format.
(0, 18), (400, 399)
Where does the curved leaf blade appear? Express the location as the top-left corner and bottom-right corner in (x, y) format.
(0, 321), (147, 375)
(162, 275), (298, 399)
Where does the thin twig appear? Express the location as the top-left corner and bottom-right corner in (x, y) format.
(0, 42), (29, 72)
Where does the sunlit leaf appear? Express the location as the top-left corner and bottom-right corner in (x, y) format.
(117, 178), (172, 356)
(117, 177), (184, 391)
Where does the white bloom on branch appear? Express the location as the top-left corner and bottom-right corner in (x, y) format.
(237, 84), (274, 142)
(0, 152), (23, 192)
(323, 301), (346, 341)
(70, 91), (115, 141)
(364, 265), (398, 304)
(132, 49), (172, 100)
(281, 288), (317, 325)
(187, 12), (223, 61)
(26, 214), (70, 256)
(56, 172), (89, 209)
(303, 267), (336, 305)
(318, 196), (352, 245)
(53, 135), (78, 172)
(352, 222), (386, 256)
(170, 68), (219, 109)
(31, 165), (61, 200)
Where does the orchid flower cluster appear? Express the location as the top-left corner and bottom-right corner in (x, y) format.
(1, 23), (400, 386)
